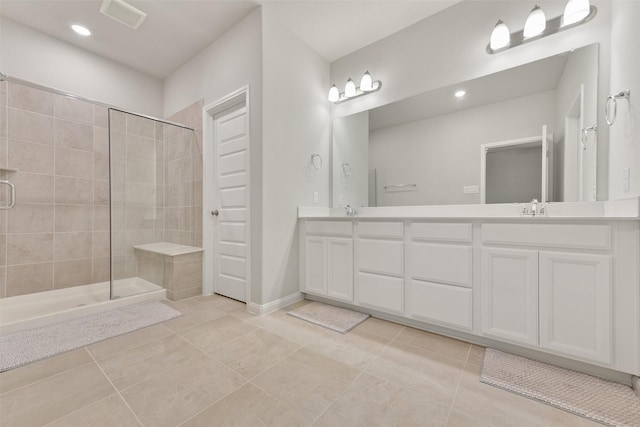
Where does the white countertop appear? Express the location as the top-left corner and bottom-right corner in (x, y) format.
(298, 197), (640, 220)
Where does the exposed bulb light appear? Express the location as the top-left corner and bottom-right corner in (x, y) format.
(454, 90), (466, 98)
(71, 24), (91, 36)
(344, 78), (356, 98)
(563, 0), (590, 26)
(487, 1), (596, 54)
(327, 85), (340, 103)
(524, 5), (546, 38)
(327, 71), (382, 104)
(489, 20), (510, 50)
(360, 71), (373, 92)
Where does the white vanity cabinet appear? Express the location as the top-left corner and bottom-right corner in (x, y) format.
(356, 221), (405, 314)
(301, 221), (354, 302)
(480, 223), (613, 365)
(407, 222), (473, 330)
(299, 214), (640, 377)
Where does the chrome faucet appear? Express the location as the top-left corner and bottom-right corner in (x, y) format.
(520, 199), (546, 217)
(344, 204), (357, 217)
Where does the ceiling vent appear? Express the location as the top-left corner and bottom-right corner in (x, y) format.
(100, 0), (147, 30)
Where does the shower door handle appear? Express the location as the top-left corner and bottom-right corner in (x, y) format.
(0, 180), (15, 209)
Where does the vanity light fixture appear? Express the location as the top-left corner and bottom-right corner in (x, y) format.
(523, 5), (546, 38)
(487, 0), (596, 54)
(490, 20), (510, 50)
(563, 0), (591, 25)
(71, 24), (91, 36)
(327, 71), (382, 104)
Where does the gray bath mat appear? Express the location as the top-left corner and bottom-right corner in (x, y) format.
(0, 301), (181, 372)
(480, 348), (640, 427)
(287, 302), (369, 334)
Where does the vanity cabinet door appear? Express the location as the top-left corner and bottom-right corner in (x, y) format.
(327, 237), (354, 302)
(304, 236), (326, 296)
(539, 251), (611, 364)
(481, 248), (539, 346)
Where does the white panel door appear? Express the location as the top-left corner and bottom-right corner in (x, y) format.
(481, 247), (539, 346)
(539, 251), (611, 364)
(327, 237), (354, 302)
(214, 106), (249, 302)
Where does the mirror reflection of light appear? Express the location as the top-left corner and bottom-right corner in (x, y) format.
(455, 90), (466, 98)
(71, 24), (91, 36)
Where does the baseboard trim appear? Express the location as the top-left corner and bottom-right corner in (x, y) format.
(247, 292), (304, 316)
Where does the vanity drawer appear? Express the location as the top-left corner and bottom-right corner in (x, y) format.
(358, 272), (404, 314)
(305, 220), (352, 237)
(358, 221), (404, 239)
(358, 239), (403, 276)
(408, 279), (472, 330)
(411, 222), (472, 243)
(409, 242), (472, 287)
(481, 223), (611, 251)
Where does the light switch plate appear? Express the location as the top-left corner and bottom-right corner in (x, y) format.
(313, 191), (319, 204)
(464, 185), (479, 194)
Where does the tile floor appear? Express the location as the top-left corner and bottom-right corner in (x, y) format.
(0, 296), (603, 427)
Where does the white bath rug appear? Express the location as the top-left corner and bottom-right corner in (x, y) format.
(0, 301), (181, 372)
(287, 301), (369, 334)
(480, 348), (640, 427)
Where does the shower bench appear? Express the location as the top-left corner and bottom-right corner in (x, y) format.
(133, 242), (204, 301)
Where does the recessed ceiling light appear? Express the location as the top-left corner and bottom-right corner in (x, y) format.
(455, 90), (466, 98)
(71, 24), (91, 36)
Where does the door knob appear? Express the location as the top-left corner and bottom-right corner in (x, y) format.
(211, 210), (219, 216)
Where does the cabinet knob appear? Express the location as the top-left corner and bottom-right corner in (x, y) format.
(211, 210), (219, 216)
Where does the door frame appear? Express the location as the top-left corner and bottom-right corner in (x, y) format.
(480, 126), (551, 204)
(202, 86), (250, 298)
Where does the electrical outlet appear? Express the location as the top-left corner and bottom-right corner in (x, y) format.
(623, 168), (631, 193)
(464, 185), (479, 194)
(339, 195), (344, 206)
(313, 192), (319, 204)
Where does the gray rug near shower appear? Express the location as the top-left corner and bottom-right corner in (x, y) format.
(287, 301), (369, 334)
(0, 301), (182, 372)
(480, 348), (640, 427)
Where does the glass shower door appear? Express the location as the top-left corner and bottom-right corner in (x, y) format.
(108, 109), (196, 299)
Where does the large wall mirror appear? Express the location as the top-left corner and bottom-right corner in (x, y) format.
(332, 43), (599, 207)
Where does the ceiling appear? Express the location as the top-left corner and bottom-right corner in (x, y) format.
(0, 0), (459, 80)
(370, 52), (570, 131)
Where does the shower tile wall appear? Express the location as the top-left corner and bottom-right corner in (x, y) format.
(0, 81), (110, 298)
(166, 100), (203, 247)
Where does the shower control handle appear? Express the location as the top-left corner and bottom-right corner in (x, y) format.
(0, 180), (16, 210)
(211, 209), (219, 217)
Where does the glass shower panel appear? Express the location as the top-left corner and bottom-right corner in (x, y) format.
(109, 109), (196, 300)
(1, 81), (108, 301)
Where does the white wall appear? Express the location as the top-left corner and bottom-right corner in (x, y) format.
(331, 0), (612, 200)
(332, 111), (369, 208)
(370, 91), (556, 206)
(609, 0), (640, 200)
(163, 9), (264, 303)
(0, 17), (163, 117)
(261, 6), (331, 304)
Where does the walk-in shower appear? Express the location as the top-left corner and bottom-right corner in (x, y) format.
(0, 75), (198, 334)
